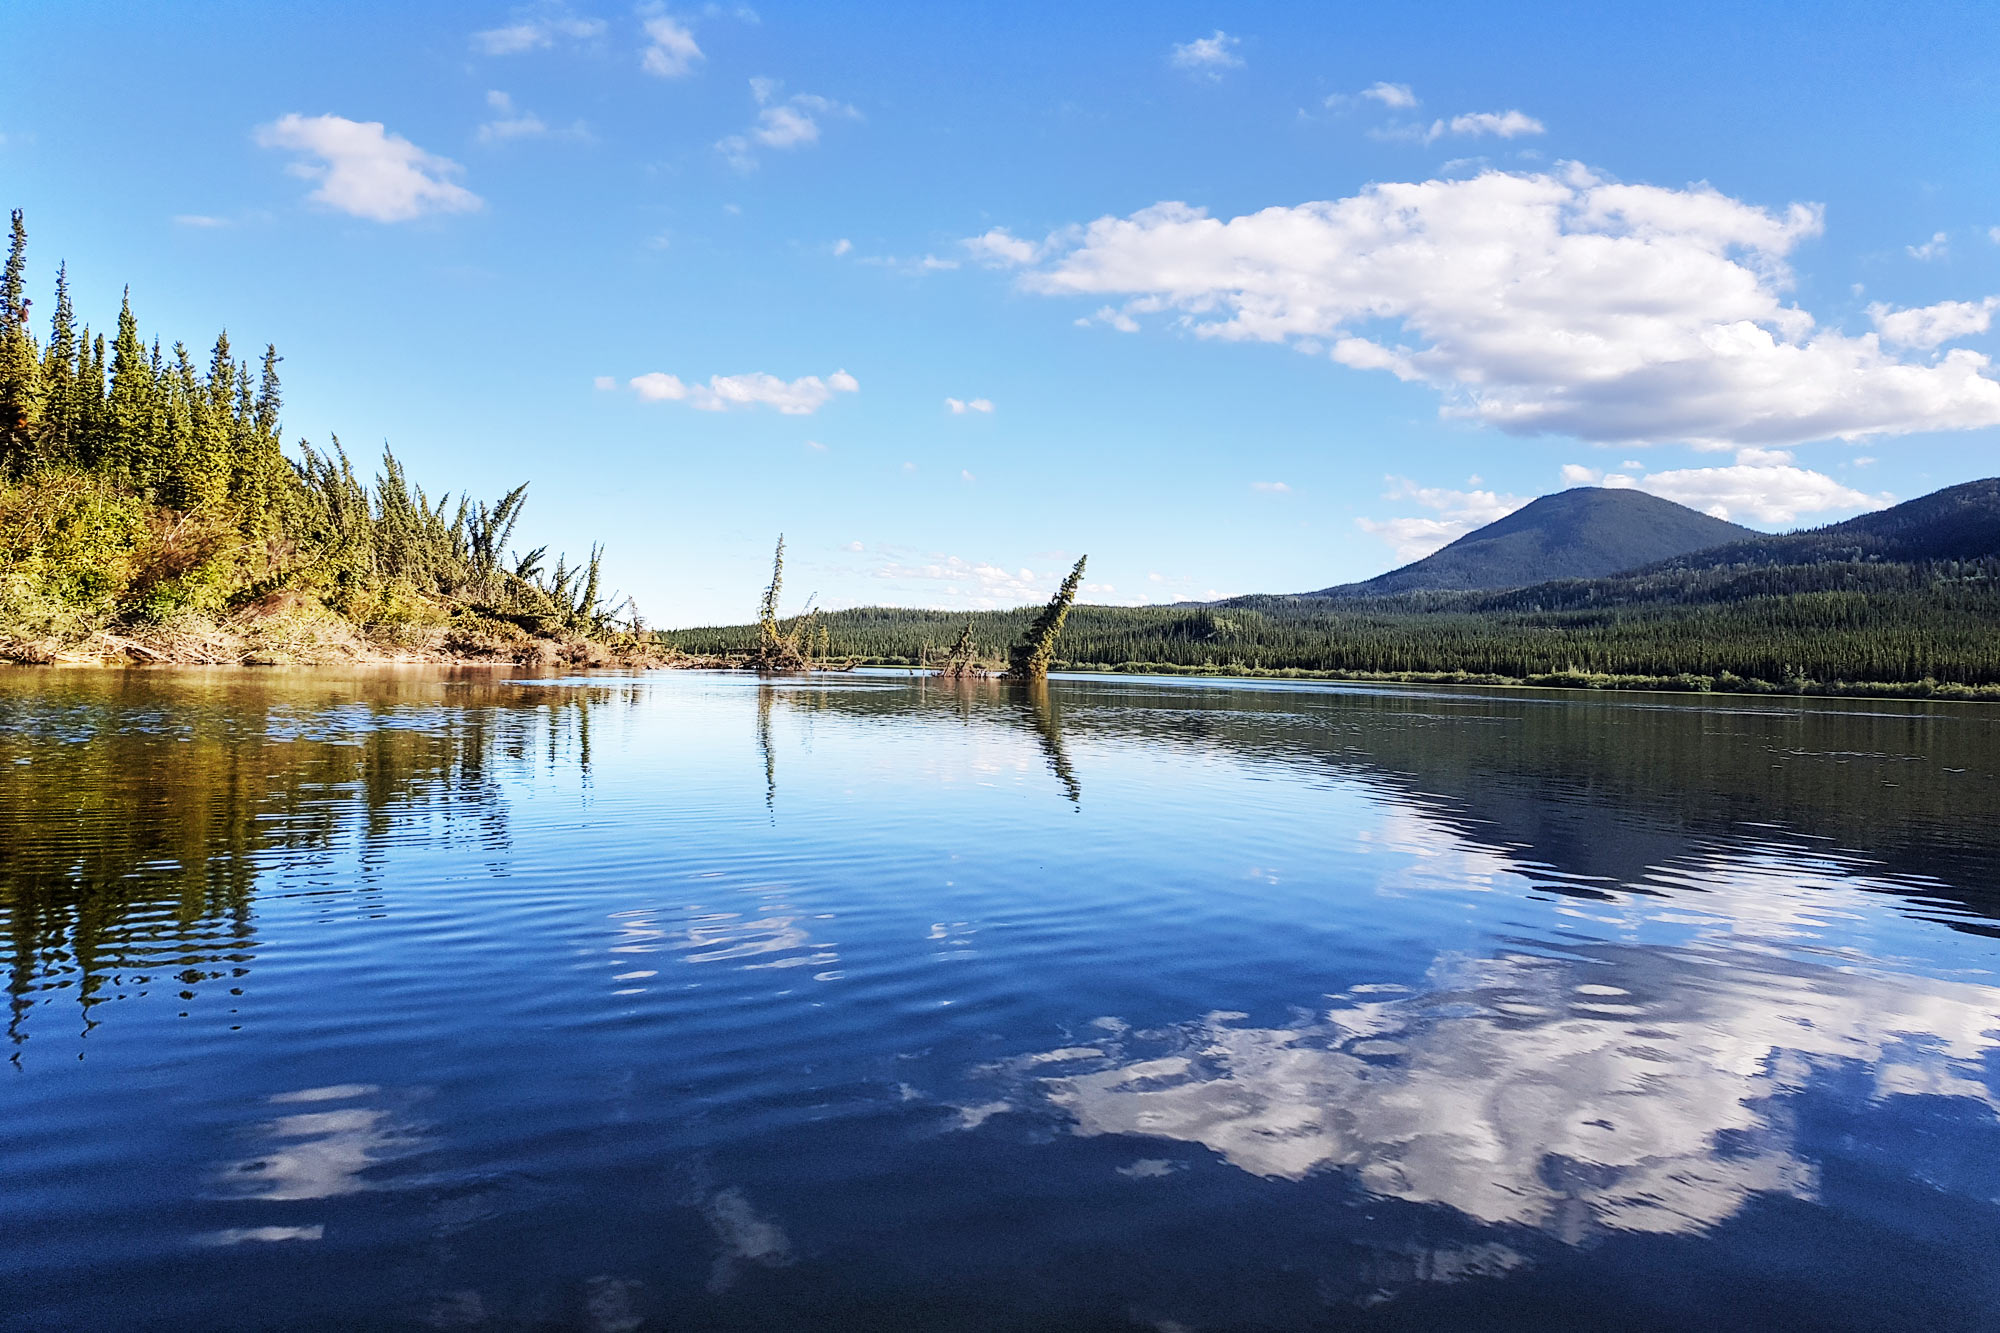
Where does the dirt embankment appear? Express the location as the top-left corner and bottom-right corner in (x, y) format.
(0, 591), (684, 669)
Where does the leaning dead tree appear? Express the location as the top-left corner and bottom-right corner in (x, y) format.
(1006, 555), (1087, 681)
(931, 619), (985, 679)
(749, 534), (824, 672)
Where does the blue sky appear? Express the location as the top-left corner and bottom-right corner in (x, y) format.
(4, 1), (1997, 624)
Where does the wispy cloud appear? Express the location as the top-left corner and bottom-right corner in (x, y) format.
(1444, 109), (1543, 138)
(853, 253), (958, 275)
(621, 368), (858, 414)
(640, 14), (702, 77)
(477, 90), (589, 144)
(945, 396), (995, 414)
(1360, 81), (1417, 109)
(1373, 108), (1545, 145)
(1169, 30), (1242, 79)
(1250, 480), (1290, 493)
(716, 79), (859, 170)
(866, 555), (1083, 610)
(256, 114), (481, 222)
(1356, 477), (1529, 561)
(964, 228), (1040, 267)
(472, 7), (605, 55)
(1908, 231), (1950, 262)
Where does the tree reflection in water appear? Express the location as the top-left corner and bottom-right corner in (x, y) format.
(0, 668), (622, 1060)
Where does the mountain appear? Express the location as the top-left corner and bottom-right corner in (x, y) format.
(1642, 477), (2000, 573)
(1303, 487), (1757, 598)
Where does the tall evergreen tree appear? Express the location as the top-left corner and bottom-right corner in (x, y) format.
(173, 341), (230, 509)
(0, 210), (23, 323)
(254, 344), (282, 443)
(81, 331), (106, 448)
(1007, 556), (1089, 680)
(37, 262), (78, 465)
(0, 209), (42, 472)
(103, 292), (153, 484)
(205, 331), (235, 416)
(161, 342), (201, 509)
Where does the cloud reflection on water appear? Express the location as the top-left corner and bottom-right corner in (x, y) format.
(213, 1084), (423, 1203)
(972, 863), (2000, 1244)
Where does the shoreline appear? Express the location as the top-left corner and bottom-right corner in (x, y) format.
(842, 659), (2000, 704)
(0, 610), (685, 670)
(6, 635), (1994, 704)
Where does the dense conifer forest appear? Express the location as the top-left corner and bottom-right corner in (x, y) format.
(668, 481), (2000, 699)
(0, 211), (641, 663)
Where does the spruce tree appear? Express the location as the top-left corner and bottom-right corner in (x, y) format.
(162, 342), (201, 509)
(0, 208), (42, 472)
(139, 335), (167, 495)
(103, 293), (149, 484)
(230, 371), (265, 526)
(1007, 555), (1088, 680)
(37, 262), (77, 466)
(80, 331), (106, 454)
(205, 331), (234, 416)
(254, 344), (282, 443)
(173, 340), (230, 509)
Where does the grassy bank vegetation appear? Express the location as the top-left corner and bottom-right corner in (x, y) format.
(0, 210), (648, 665)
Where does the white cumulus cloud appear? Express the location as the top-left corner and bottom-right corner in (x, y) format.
(945, 396), (995, 414)
(1356, 477), (1530, 561)
(623, 368), (858, 414)
(1169, 30), (1242, 77)
(640, 15), (702, 77)
(1361, 81), (1418, 109)
(1869, 297), (1998, 349)
(1444, 109), (1544, 138)
(1619, 463), (1886, 524)
(255, 114), (481, 222)
(989, 165), (2000, 448)
(717, 80), (858, 169)
(964, 228), (1040, 267)
(1561, 454), (1889, 524)
(1908, 231), (1949, 262)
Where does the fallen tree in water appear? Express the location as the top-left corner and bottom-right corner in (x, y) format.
(1007, 555), (1086, 681)
(930, 619), (988, 679)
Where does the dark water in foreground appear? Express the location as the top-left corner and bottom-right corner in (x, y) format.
(3, 669), (2000, 1332)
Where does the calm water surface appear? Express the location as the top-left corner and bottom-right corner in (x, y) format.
(4, 668), (2000, 1331)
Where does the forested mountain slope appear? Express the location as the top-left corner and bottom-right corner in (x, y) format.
(1305, 487), (1756, 597)
(1639, 478), (2000, 572)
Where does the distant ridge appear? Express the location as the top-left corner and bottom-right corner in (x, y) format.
(1639, 476), (2000, 573)
(1304, 487), (1756, 598)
